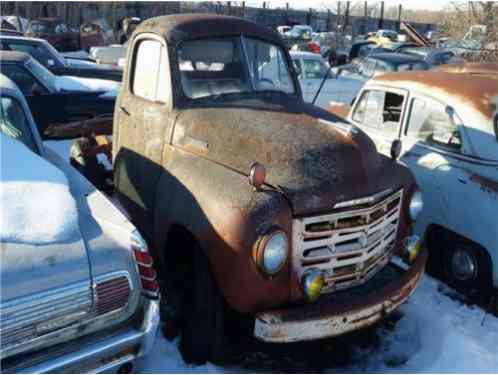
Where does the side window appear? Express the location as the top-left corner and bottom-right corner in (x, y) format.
(132, 39), (169, 103)
(494, 114), (498, 141)
(353, 89), (405, 136)
(0, 96), (38, 153)
(406, 97), (462, 151)
(302, 59), (327, 79)
(352, 91), (368, 123)
(0, 65), (46, 96)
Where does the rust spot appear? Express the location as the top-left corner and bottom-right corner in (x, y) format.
(374, 71), (498, 119)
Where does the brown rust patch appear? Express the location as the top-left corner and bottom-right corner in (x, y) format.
(328, 103), (351, 119)
(374, 71), (498, 119)
(470, 173), (498, 194)
(435, 62), (498, 75)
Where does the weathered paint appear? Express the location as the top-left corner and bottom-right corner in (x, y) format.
(114, 14), (419, 318)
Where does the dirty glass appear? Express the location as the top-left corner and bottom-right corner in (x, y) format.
(26, 59), (56, 92)
(302, 59), (329, 79)
(5, 42), (57, 67)
(0, 96), (37, 152)
(406, 98), (462, 150)
(178, 37), (295, 99)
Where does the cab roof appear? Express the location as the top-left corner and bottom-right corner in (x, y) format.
(371, 70), (498, 119)
(0, 50), (30, 63)
(135, 14), (284, 47)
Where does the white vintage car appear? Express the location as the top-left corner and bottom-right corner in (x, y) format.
(290, 51), (364, 109)
(335, 69), (498, 299)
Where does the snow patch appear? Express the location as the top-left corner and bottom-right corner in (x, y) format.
(54, 75), (120, 93)
(0, 134), (79, 244)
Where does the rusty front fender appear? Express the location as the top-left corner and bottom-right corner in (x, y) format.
(153, 147), (293, 314)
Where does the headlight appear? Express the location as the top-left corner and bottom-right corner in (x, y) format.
(255, 230), (289, 276)
(409, 189), (423, 221)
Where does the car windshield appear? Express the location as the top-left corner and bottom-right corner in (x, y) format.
(300, 58), (330, 79)
(179, 36), (295, 100)
(25, 58), (56, 92)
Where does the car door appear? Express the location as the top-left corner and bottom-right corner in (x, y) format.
(349, 86), (408, 155)
(114, 33), (173, 237)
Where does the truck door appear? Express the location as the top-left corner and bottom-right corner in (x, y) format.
(114, 34), (173, 237)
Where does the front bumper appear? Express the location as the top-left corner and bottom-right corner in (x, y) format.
(254, 248), (427, 343)
(6, 299), (159, 373)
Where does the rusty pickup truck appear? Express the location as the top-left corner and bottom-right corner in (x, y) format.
(108, 14), (427, 365)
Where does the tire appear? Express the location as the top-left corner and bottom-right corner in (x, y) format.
(180, 246), (229, 365)
(440, 233), (492, 300)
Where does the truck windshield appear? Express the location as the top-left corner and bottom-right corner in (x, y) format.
(178, 36), (295, 100)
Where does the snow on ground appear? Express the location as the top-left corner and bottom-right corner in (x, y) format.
(0, 134), (79, 244)
(138, 275), (498, 373)
(54, 75), (120, 93)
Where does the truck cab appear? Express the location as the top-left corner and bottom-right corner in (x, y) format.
(112, 14), (427, 365)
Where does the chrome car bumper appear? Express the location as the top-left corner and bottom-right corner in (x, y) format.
(13, 299), (159, 374)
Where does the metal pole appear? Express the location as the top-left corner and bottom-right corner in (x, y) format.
(242, 1), (245, 18)
(337, 1), (341, 33)
(345, 1), (350, 28)
(397, 4), (402, 31)
(227, 1), (231, 16)
(363, 1), (368, 34)
(378, 1), (384, 30)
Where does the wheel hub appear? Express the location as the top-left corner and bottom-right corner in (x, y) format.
(451, 249), (476, 281)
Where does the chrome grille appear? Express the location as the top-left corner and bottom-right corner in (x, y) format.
(293, 189), (403, 294)
(0, 282), (92, 356)
(1, 272), (132, 358)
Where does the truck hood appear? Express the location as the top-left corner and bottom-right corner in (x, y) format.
(173, 96), (408, 216)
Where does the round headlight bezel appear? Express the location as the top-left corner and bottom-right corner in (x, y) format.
(255, 229), (289, 277)
(409, 189), (424, 221)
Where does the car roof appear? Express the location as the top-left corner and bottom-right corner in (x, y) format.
(0, 50), (30, 62)
(371, 70), (498, 120)
(367, 52), (424, 64)
(434, 62), (498, 75)
(135, 14), (284, 48)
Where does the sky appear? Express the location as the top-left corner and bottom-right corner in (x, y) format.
(245, 0), (447, 12)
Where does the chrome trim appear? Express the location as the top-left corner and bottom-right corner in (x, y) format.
(293, 189), (403, 294)
(1, 271), (134, 359)
(334, 188), (393, 209)
(9, 299), (159, 374)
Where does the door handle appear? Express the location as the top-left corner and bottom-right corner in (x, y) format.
(458, 177), (467, 184)
(119, 106), (130, 116)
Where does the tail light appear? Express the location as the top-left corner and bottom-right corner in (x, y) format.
(131, 230), (159, 299)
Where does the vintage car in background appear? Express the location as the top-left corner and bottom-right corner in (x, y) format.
(291, 51), (364, 108)
(101, 14), (427, 365)
(25, 17), (79, 52)
(330, 70), (498, 300)
(396, 46), (461, 67)
(79, 21), (106, 51)
(337, 52), (429, 82)
(0, 74), (159, 373)
(0, 35), (123, 81)
(0, 51), (118, 136)
(89, 40), (128, 66)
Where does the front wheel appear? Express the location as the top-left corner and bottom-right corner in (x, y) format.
(180, 246), (229, 365)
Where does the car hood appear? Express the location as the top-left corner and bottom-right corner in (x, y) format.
(54, 75), (120, 94)
(173, 96), (410, 216)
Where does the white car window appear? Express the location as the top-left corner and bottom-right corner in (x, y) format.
(0, 96), (37, 153)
